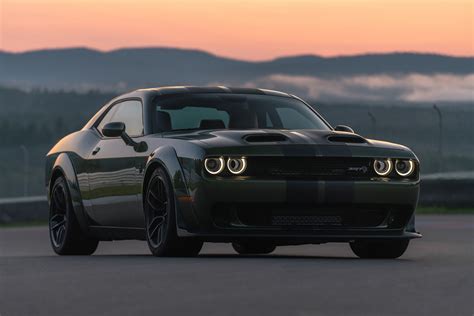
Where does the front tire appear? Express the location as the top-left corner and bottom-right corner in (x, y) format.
(144, 167), (203, 257)
(350, 239), (410, 259)
(232, 242), (276, 255)
(49, 176), (99, 255)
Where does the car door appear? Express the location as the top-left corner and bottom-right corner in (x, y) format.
(86, 99), (145, 228)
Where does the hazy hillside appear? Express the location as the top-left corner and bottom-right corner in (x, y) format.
(1, 48), (473, 99)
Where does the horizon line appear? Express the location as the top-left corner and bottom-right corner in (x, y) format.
(1, 45), (473, 62)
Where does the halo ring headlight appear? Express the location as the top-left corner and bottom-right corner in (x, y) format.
(227, 157), (247, 175)
(395, 159), (415, 177)
(374, 158), (393, 176)
(204, 157), (225, 175)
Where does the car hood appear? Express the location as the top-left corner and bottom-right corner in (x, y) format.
(160, 129), (416, 159)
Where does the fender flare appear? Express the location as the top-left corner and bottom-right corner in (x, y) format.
(49, 153), (89, 233)
(142, 146), (200, 233)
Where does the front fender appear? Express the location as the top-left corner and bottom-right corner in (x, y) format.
(143, 146), (200, 232)
(48, 153), (89, 233)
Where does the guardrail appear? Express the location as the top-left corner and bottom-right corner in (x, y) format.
(0, 196), (48, 224)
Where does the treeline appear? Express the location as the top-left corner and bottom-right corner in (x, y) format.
(0, 86), (114, 145)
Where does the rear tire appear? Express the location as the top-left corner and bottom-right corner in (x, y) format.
(49, 176), (99, 255)
(350, 239), (410, 259)
(232, 242), (276, 255)
(144, 167), (203, 257)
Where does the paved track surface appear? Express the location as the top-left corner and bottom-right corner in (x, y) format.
(1, 215), (473, 316)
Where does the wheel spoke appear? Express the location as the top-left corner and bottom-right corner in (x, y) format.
(158, 180), (167, 203)
(53, 187), (67, 212)
(146, 175), (170, 248)
(148, 216), (164, 240)
(53, 189), (62, 210)
(50, 213), (62, 223)
(57, 226), (65, 243)
(147, 182), (168, 213)
(147, 192), (160, 211)
(49, 183), (70, 248)
(149, 190), (159, 202)
(51, 217), (66, 231)
(156, 225), (163, 245)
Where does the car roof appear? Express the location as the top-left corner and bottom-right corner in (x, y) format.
(118, 86), (294, 100)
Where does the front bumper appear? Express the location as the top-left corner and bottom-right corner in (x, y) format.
(175, 178), (421, 242)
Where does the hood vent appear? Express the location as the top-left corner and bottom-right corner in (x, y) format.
(327, 134), (366, 144)
(244, 133), (288, 143)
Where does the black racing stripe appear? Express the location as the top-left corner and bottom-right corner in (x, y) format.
(282, 139), (318, 202)
(323, 181), (355, 204)
(283, 131), (313, 144)
(280, 144), (316, 157)
(318, 144), (353, 157)
(286, 180), (319, 204)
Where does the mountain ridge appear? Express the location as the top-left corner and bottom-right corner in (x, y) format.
(1, 47), (472, 92)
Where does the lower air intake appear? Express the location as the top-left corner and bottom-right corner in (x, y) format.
(271, 215), (342, 226)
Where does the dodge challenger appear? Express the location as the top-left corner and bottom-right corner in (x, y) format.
(45, 86), (421, 258)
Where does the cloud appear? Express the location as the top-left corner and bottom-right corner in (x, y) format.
(241, 73), (474, 102)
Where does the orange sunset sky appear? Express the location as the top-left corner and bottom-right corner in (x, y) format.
(1, 0), (472, 60)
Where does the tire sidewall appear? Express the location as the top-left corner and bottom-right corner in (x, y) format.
(144, 168), (176, 256)
(49, 177), (73, 254)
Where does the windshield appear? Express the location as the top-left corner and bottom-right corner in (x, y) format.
(151, 93), (330, 133)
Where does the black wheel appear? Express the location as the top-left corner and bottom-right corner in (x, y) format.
(232, 242), (276, 255)
(144, 167), (203, 257)
(350, 239), (410, 259)
(49, 176), (99, 255)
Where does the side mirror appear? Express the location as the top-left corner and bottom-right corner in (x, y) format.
(334, 125), (355, 133)
(102, 122), (125, 137)
(101, 122), (148, 152)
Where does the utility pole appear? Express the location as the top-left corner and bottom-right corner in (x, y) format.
(368, 111), (377, 138)
(20, 145), (29, 196)
(433, 104), (443, 172)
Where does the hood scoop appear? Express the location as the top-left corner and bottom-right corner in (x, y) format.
(327, 134), (366, 144)
(244, 133), (288, 143)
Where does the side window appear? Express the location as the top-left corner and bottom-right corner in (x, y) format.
(97, 100), (143, 137)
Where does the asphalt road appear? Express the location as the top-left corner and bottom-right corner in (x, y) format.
(1, 215), (473, 316)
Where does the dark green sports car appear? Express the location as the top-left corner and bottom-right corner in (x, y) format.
(45, 86), (421, 258)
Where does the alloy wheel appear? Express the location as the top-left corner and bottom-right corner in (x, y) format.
(50, 184), (68, 248)
(145, 175), (170, 248)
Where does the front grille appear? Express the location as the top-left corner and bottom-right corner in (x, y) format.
(212, 203), (412, 230)
(244, 157), (374, 180)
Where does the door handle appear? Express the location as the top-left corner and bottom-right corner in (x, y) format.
(92, 147), (101, 155)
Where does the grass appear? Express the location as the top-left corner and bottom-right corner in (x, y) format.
(0, 220), (48, 228)
(416, 207), (474, 214)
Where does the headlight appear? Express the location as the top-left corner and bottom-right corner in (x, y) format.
(204, 157), (225, 175)
(374, 158), (393, 176)
(227, 157), (247, 175)
(395, 159), (415, 177)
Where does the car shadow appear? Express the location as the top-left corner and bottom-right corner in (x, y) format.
(22, 253), (413, 263)
(86, 253), (410, 261)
